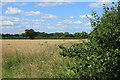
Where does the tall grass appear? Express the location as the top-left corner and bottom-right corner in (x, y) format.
(2, 39), (87, 78)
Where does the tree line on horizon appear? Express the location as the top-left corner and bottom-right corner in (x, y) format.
(1, 29), (89, 39)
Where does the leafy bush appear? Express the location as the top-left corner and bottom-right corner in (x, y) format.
(59, 2), (120, 79)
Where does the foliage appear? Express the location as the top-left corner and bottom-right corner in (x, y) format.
(59, 2), (120, 79)
(25, 29), (36, 39)
(1, 31), (89, 39)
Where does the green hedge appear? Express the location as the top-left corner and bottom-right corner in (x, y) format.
(59, 2), (120, 79)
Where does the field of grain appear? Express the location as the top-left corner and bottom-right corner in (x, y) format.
(2, 39), (88, 78)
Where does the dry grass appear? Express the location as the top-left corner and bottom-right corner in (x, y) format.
(2, 39), (88, 78)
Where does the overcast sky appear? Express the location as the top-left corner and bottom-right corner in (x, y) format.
(1, 0), (116, 34)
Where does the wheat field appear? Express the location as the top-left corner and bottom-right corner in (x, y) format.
(2, 39), (88, 78)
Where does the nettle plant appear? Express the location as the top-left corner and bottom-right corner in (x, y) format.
(59, 2), (120, 80)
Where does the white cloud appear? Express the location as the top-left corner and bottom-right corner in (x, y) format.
(41, 14), (58, 19)
(2, 16), (20, 21)
(70, 16), (75, 19)
(88, 0), (112, 8)
(1, 16), (52, 33)
(0, 16), (50, 29)
(24, 11), (58, 19)
(6, 27), (15, 29)
(80, 15), (93, 19)
(5, 7), (24, 15)
(21, 18), (50, 29)
(40, 0), (73, 2)
(14, 2), (27, 6)
(48, 26), (62, 30)
(1, 16), (20, 26)
(32, 19), (44, 22)
(24, 11), (41, 16)
(1, 1), (26, 6)
(35, 2), (74, 7)
(1, 0), (17, 2)
(25, 25), (31, 28)
(48, 25), (69, 30)
(4, 7), (58, 19)
(57, 20), (82, 25)
(2, 21), (14, 26)
(85, 22), (91, 26)
(62, 25), (68, 28)
(1, 16), (49, 29)
(74, 21), (83, 24)
(56, 23), (62, 26)
(48, 25), (81, 31)
(23, 19), (45, 25)
(0, 22), (2, 25)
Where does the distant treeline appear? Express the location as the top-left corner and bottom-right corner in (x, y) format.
(1, 29), (89, 39)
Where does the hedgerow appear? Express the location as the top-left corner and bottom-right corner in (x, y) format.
(59, 2), (120, 79)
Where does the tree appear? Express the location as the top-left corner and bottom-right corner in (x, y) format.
(14, 34), (20, 37)
(64, 32), (69, 37)
(25, 29), (36, 39)
(74, 32), (81, 38)
(53, 32), (63, 37)
(2, 34), (5, 37)
(21, 33), (26, 37)
(0, 34), (2, 38)
(90, 3), (120, 50)
(59, 2), (120, 79)
(5, 34), (11, 37)
(80, 32), (88, 38)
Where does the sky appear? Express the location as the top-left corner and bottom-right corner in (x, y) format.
(0, 0), (117, 34)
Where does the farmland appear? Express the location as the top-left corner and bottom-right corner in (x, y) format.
(1, 1), (120, 79)
(2, 39), (88, 78)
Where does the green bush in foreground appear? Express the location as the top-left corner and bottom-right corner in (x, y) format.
(59, 2), (120, 80)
